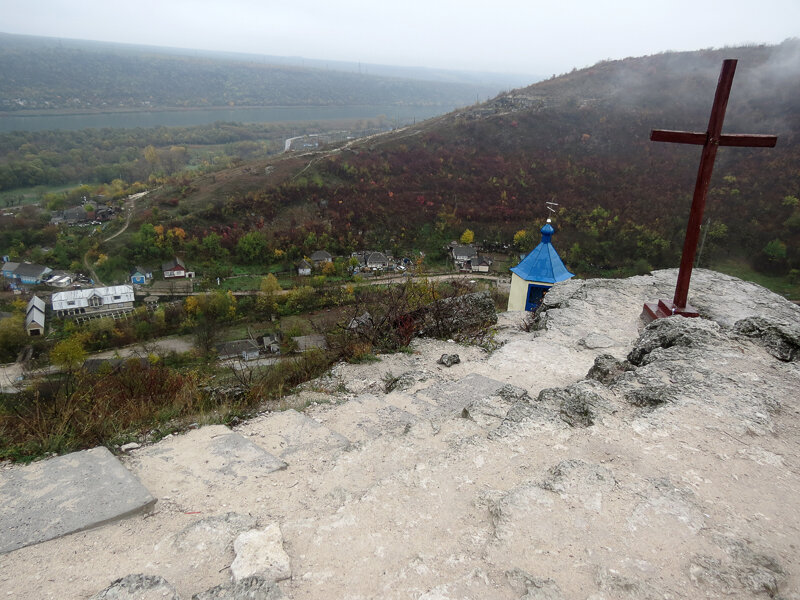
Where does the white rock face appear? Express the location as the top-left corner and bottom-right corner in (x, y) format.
(4, 269), (800, 600)
(230, 525), (291, 583)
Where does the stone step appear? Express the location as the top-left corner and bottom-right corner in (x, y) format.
(126, 425), (287, 501)
(308, 394), (423, 445)
(0, 446), (155, 554)
(412, 372), (522, 418)
(236, 409), (350, 460)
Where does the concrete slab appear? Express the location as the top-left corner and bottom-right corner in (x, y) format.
(0, 446), (155, 554)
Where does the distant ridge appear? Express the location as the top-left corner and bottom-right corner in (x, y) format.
(0, 32), (521, 112)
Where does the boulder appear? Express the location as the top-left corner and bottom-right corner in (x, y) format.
(230, 525), (291, 583)
(437, 353), (461, 367)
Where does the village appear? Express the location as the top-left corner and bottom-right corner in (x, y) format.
(0, 212), (521, 392)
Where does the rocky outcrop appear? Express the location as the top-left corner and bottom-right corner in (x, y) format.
(6, 270), (800, 600)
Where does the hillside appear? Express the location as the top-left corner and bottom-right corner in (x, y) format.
(143, 41), (799, 280)
(0, 33), (500, 112)
(2, 270), (799, 598)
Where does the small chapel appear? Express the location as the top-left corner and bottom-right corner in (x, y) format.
(507, 219), (574, 312)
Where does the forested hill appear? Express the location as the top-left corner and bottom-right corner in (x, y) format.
(0, 33), (501, 112)
(171, 40), (799, 278)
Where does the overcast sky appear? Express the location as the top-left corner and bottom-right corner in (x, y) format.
(1, 0), (798, 76)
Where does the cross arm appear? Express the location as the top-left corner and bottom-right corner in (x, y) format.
(651, 129), (777, 147)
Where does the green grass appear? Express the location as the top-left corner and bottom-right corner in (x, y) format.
(219, 275), (262, 291)
(0, 184), (76, 208)
(708, 258), (800, 301)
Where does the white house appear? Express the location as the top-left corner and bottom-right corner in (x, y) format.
(25, 296), (46, 336)
(366, 252), (389, 270)
(297, 259), (312, 276)
(52, 285), (135, 321)
(162, 258), (187, 279)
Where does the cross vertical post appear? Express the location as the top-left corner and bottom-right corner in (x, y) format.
(642, 59), (777, 322)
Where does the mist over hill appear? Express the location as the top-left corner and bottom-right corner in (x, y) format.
(0, 32), (505, 112)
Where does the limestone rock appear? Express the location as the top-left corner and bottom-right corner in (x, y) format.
(90, 574), (181, 600)
(537, 380), (616, 427)
(173, 512), (258, 555)
(733, 315), (800, 361)
(192, 575), (284, 600)
(496, 383), (532, 403)
(586, 353), (630, 385)
(230, 525), (291, 583)
(688, 538), (786, 597)
(437, 353), (460, 367)
(627, 316), (723, 366)
(383, 369), (429, 392)
(581, 332), (615, 349)
(506, 568), (564, 600)
(460, 397), (509, 428)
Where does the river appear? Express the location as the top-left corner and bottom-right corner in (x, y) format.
(0, 104), (457, 133)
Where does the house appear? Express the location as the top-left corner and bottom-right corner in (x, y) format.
(258, 333), (281, 354)
(25, 296), (45, 336)
(366, 252), (389, 270)
(310, 250), (333, 266)
(50, 206), (89, 226)
(44, 271), (74, 288)
(52, 285), (135, 321)
(2, 262), (52, 285)
(130, 266), (152, 285)
(452, 245), (478, 266)
(507, 219), (574, 312)
(2, 261), (19, 279)
(162, 258), (187, 279)
(471, 256), (493, 273)
(297, 259), (312, 276)
(216, 339), (260, 361)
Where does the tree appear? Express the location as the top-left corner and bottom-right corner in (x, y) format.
(459, 229), (475, 245)
(186, 291), (237, 355)
(0, 315), (27, 363)
(201, 232), (228, 260)
(236, 231), (268, 264)
(257, 273), (281, 317)
(51, 335), (87, 373)
(513, 230), (533, 251)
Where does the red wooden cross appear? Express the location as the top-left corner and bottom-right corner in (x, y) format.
(642, 59), (777, 322)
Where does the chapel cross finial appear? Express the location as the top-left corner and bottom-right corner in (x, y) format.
(642, 59), (777, 322)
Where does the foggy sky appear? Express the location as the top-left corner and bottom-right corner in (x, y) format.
(1, 0), (798, 77)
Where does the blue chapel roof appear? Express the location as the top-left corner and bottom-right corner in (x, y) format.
(510, 221), (574, 284)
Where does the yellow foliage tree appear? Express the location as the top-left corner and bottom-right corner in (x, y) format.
(460, 229), (475, 245)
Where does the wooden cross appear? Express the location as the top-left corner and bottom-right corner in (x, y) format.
(643, 59), (777, 322)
